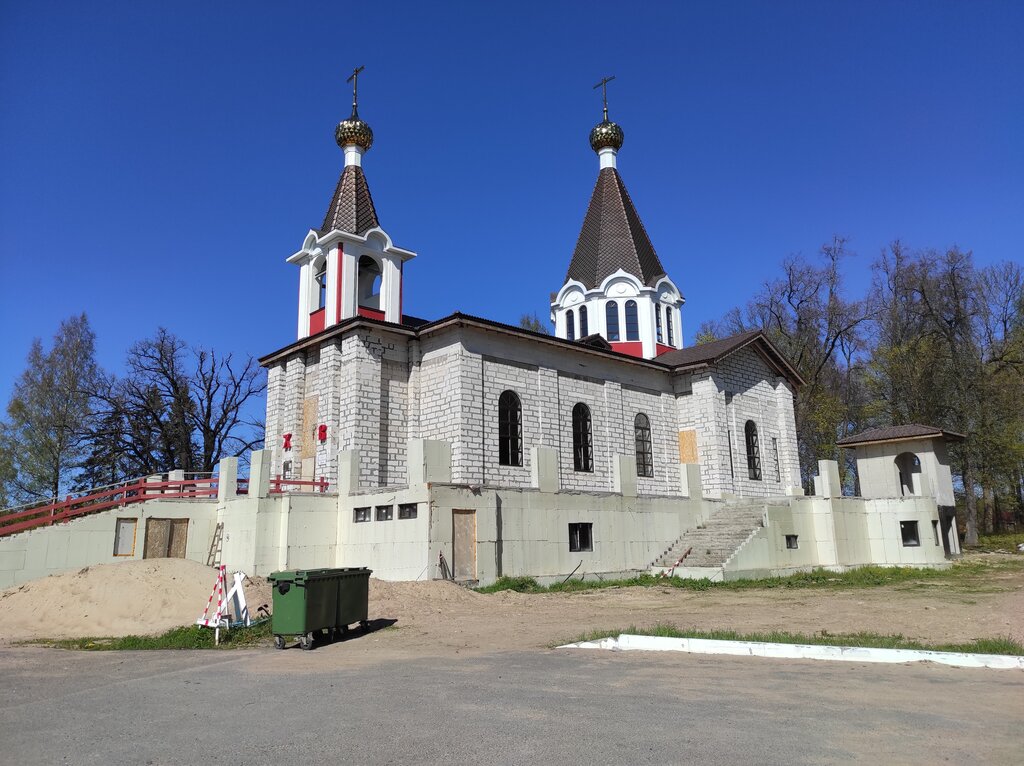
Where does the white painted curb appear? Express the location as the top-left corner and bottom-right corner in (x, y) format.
(558, 634), (1024, 670)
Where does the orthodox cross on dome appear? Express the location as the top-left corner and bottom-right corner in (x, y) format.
(593, 75), (615, 120)
(347, 65), (365, 112)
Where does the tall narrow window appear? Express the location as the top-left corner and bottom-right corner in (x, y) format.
(771, 437), (781, 482)
(666, 307), (674, 346)
(498, 390), (523, 466)
(579, 305), (589, 337)
(605, 301), (620, 341)
(634, 413), (654, 478)
(745, 420), (762, 480)
(656, 306), (663, 343)
(315, 260), (327, 310)
(572, 403), (593, 472)
(566, 309), (576, 341)
(625, 300), (639, 341)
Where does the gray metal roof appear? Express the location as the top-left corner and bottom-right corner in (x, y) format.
(564, 168), (667, 289)
(321, 164), (380, 235)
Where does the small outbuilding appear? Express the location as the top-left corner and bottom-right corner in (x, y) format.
(837, 424), (965, 556)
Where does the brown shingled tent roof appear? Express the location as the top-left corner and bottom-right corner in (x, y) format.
(564, 167), (667, 289)
(837, 424), (966, 447)
(321, 164), (380, 235)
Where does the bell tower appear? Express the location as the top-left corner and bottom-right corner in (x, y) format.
(288, 67), (416, 339)
(551, 77), (684, 359)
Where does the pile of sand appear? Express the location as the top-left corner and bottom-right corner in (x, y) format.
(0, 560), (482, 643)
(0, 559), (272, 642)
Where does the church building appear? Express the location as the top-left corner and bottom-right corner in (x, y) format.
(0, 74), (959, 588)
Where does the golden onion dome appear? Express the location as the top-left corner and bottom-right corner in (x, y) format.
(589, 119), (624, 153)
(335, 108), (374, 152)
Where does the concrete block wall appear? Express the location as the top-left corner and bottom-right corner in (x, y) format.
(0, 501), (218, 588)
(480, 356), (541, 489)
(427, 484), (708, 585)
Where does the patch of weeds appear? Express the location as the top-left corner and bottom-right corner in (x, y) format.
(479, 560), (1013, 595)
(29, 620), (273, 651)
(969, 532), (1024, 554)
(562, 624), (1024, 655)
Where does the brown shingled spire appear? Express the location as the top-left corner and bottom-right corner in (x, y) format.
(321, 164), (380, 235)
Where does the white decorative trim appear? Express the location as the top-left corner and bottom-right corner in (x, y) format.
(559, 634), (1024, 670)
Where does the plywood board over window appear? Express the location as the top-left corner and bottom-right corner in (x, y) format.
(678, 430), (699, 464)
(143, 518), (189, 559)
(300, 395), (320, 460)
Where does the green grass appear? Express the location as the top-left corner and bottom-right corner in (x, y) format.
(476, 558), (1023, 595)
(971, 531), (1024, 553)
(565, 624), (1024, 656)
(28, 620), (273, 651)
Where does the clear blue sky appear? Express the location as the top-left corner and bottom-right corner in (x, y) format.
(1, 1), (1022, 406)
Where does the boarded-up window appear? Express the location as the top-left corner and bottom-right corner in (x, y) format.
(678, 430), (698, 464)
(113, 518), (137, 557)
(300, 395), (319, 460)
(143, 518), (189, 559)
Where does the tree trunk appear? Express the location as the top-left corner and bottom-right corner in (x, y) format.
(982, 485), (995, 534)
(963, 458), (979, 546)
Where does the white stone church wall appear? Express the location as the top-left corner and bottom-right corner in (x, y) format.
(481, 356), (541, 489)
(620, 384), (679, 496)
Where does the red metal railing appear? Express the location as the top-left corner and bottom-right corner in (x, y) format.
(0, 473), (332, 539)
(0, 476), (218, 538)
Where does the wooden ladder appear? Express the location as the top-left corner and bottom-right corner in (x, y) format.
(206, 522), (224, 567)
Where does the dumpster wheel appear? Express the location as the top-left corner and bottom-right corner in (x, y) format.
(273, 635), (286, 650)
(299, 632), (314, 650)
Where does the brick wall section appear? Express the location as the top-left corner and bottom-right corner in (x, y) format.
(621, 383), (679, 495)
(481, 356), (540, 488)
(557, 372), (615, 492)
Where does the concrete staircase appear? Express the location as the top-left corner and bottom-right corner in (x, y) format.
(652, 502), (767, 570)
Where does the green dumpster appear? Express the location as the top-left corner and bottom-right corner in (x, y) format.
(267, 567), (372, 650)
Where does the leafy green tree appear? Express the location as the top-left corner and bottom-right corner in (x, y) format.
(0, 315), (99, 503)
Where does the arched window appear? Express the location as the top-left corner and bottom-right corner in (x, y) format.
(656, 306), (663, 343)
(579, 305), (589, 337)
(744, 420), (762, 481)
(357, 255), (382, 309)
(565, 309), (576, 341)
(666, 307), (674, 346)
(498, 390), (523, 467)
(314, 260), (327, 310)
(634, 413), (654, 478)
(895, 452), (921, 496)
(605, 301), (620, 341)
(625, 300), (639, 341)
(571, 403), (593, 472)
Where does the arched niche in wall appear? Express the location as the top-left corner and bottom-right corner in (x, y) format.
(357, 255), (382, 309)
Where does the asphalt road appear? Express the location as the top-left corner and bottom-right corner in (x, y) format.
(0, 646), (1021, 765)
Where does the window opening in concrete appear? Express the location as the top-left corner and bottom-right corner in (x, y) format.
(498, 390), (523, 466)
(656, 305), (663, 343)
(282, 460), (292, 480)
(572, 403), (593, 472)
(605, 301), (620, 341)
(771, 437), (781, 482)
(314, 259), (327, 310)
(113, 518), (138, 557)
(624, 300), (639, 341)
(900, 520), (920, 547)
(745, 420), (762, 481)
(375, 505), (394, 521)
(357, 255), (382, 309)
(785, 534), (799, 549)
(566, 308), (576, 341)
(354, 507), (370, 523)
(579, 305), (588, 337)
(727, 434), (735, 480)
(398, 503), (418, 520)
(666, 307), (674, 346)
(569, 522), (593, 552)
(634, 413), (654, 478)
(932, 519), (940, 545)
(895, 452), (921, 497)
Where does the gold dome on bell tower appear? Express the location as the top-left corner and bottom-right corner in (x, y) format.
(589, 75), (624, 153)
(335, 65), (374, 152)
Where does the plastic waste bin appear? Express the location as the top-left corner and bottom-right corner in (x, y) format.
(267, 567), (371, 650)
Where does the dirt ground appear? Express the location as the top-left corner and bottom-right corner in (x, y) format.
(1, 555), (1021, 657)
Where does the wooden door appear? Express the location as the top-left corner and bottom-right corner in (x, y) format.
(143, 518), (188, 558)
(167, 519), (188, 558)
(143, 519), (170, 559)
(452, 510), (477, 582)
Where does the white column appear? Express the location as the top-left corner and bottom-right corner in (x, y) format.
(340, 249), (356, 320)
(343, 145), (364, 167)
(598, 147), (617, 170)
(640, 296), (656, 358)
(296, 261), (310, 339)
(382, 255), (402, 322)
